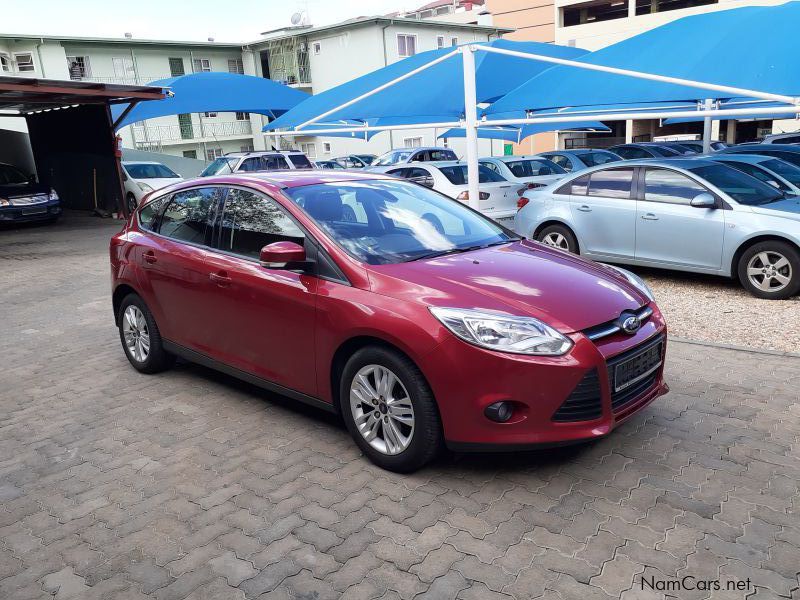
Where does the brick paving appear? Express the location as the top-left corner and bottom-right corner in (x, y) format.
(1, 213), (799, 600)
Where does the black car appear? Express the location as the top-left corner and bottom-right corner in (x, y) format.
(608, 143), (684, 160)
(0, 163), (61, 224)
(720, 144), (800, 169)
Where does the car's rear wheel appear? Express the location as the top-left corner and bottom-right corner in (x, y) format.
(537, 224), (578, 254)
(341, 346), (442, 472)
(737, 241), (800, 300)
(118, 293), (175, 373)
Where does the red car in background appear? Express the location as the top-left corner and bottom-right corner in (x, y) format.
(110, 171), (668, 472)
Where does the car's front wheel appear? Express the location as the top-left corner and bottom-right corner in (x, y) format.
(118, 293), (175, 373)
(536, 224), (578, 254)
(737, 241), (800, 300)
(341, 346), (442, 472)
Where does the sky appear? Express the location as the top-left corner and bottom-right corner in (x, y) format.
(3, 0), (414, 42)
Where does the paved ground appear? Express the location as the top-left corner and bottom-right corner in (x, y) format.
(1, 213), (799, 600)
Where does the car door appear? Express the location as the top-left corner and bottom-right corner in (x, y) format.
(635, 167), (725, 269)
(203, 186), (318, 396)
(568, 167), (637, 259)
(141, 186), (224, 351)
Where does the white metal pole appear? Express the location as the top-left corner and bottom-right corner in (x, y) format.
(702, 98), (714, 153)
(462, 45), (480, 210)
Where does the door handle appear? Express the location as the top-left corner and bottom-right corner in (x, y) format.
(143, 251), (157, 264)
(209, 271), (232, 286)
(576, 205), (592, 212)
(641, 213), (659, 221)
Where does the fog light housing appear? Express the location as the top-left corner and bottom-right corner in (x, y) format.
(484, 401), (514, 423)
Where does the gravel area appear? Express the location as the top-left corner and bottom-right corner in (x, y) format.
(626, 266), (800, 354)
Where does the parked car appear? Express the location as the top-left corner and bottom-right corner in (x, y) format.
(371, 147), (458, 168)
(479, 156), (567, 189)
(704, 154), (800, 195)
(650, 141), (701, 154)
(111, 171), (667, 472)
(200, 151), (313, 177)
(334, 154), (377, 168)
(122, 161), (183, 212)
(669, 140), (728, 153)
(608, 143), (683, 159)
(760, 132), (800, 145)
(376, 161), (523, 225)
(315, 160), (346, 170)
(514, 158), (800, 299)
(539, 149), (622, 173)
(720, 144), (800, 169)
(0, 162), (61, 224)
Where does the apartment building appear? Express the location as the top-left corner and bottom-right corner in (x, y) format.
(0, 15), (509, 164)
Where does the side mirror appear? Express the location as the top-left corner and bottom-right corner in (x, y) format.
(690, 192), (716, 208)
(259, 241), (307, 269)
(414, 176), (435, 188)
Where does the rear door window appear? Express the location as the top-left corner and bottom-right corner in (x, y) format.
(288, 154), (313, 169)
(587, 168), (634, 199)
(429, 149), (457, 161)
(158, 187), (222, 245)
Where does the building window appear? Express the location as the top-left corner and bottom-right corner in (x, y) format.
(66, 56), (91, 80)
(404, 137), (423, 148)
(435, 5), (451, 15)
(635, 0), (717, 15)
(451, 37), (459, 47)
(14, 53), (34, 73)
(228, 58), (244, 74)
(183, 150), (198, 159)
(193, 58), (212, 72)
(563, 0), (629, 26)
(313, 42), (321, 55)
(202, 112), (217, 118)
(112, 57), (135, 82)
(322, 142), (332, 153)
(299, 142), (317, 158)
(206, 148), (223, 161)
(436, 36), (445, 49)
(0, 54), (10, 72)
(397, 34), (417, 57)
(235, 112), (249, 121)
(169, 57), (185, 76)
(240, 144), (254, 152)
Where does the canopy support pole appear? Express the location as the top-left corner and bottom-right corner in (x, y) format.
(461, 45), (480, 211)
(702, 98), (714, 153)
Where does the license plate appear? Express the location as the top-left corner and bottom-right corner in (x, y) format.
(21, 208), (47, 216)
(613, 342), (662, 392)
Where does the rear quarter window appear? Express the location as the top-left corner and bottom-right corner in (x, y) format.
(138, 195), (170, 232)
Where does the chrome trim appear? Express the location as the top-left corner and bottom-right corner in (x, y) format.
(585, 306), (654, 341)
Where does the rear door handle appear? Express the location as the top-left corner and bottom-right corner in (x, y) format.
(209, 271), (232, 286)
(641, 213), (659, 221)
(576, 205), (592, 212)
(143, 251), (157, 264)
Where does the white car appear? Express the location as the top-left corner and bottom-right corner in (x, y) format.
(376, 161), (524, 226)
(200, 151), (313, 177)
(479, 155), (567, 189)
(369, 147), (458, 169)
(122, 162), (183, 212)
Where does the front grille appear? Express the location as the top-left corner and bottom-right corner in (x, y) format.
(583, 305), (653, 341)
(552, 369), (603, 422)
(606, 334), (664, 413)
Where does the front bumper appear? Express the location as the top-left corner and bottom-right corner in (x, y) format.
(423, 307), (668, 449)
(0, 201), (61, 223)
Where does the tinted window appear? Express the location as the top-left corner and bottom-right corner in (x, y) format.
(762, 158), (800, 185)
(386, 168), (407, 177)
(0, 163), (30, 184)
(569, 174), (590, 195)
(719, 161), (788, 191)
(583, 152), (620, 167)
(239, 157), (263, 172)
(288, 154), (313, 169)
(503, 159), (566, 177)
(614, 146), (651, 160)
(201, 157), (236, 176)
(219, 188), (305, 259)
(773, 135), (800, 144)
(480, 161), (501, 173)
(405, 167), (431, 180)
(428, 149), (457, 161)
(587, 168), (634, 199)
(439, 165), (505, 185)
(125, 163), (180, 179)
(159, 188), (221, 244)
(548, 154), (573, 171)
(687, 164), (784, 206)
(138, 195), (170, 232)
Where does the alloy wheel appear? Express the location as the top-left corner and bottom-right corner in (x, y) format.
(349, 364), (415, 456)
(746, 251), (792, 293)
(122, 305), (150, 363)
(542, 232), (569, 250)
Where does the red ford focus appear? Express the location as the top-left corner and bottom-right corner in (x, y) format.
(110, 171), (668, 472)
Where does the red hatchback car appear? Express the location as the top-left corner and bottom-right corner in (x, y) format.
(110, 171), (668, 472)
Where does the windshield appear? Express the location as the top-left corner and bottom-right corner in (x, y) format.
(688, 164), (785, 206)
(374, 150), (413, 166)
(439, 165), (506, 185)
(503, 159), (566, 177)
(284, 179), (516, 265)
(124, 163), (180, 179)
(762, 158), (800, 186)
(201, 157), (237, 176)
(0, 164), (30, 185)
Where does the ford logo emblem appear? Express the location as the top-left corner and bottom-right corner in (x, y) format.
(621, 316), (640, 334)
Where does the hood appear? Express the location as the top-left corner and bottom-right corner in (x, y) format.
(751, 197), (800, 222)
(0, 180), (49, 198)
(134, 177), (183, 191)
(368, 240), (648, 333)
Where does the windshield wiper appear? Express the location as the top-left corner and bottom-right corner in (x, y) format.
(404, 239), (516, 262)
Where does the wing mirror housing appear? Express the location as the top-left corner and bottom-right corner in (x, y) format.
(416, 176), (435, 188)
(690, 192), (716, 208)
(259, 241), (309, 270)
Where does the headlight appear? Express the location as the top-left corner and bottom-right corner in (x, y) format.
(603, 264), (655, 302)
(137, 182), (154, 193)
(0, 198), (9, 207)
(48, 188), (59, 201)
(430, 307), (573, 356)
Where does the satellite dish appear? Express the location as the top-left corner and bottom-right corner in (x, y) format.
(290, 11), (304, 25)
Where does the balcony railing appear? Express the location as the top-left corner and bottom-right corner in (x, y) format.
(72, 74), (175, 86)
(131, 120), (254, 142)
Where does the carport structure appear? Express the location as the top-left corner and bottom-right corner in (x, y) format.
(0, 76), (164, 216)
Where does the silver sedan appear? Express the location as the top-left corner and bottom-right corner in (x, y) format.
(514, 158), (800, 299)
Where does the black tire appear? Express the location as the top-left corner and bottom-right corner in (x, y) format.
(737, 241), (800, 300)
(340, 346), (442, 473)
(536, 224), (579, 254)
(126, 193), (138, 215)
(117, 293), (175, 373)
